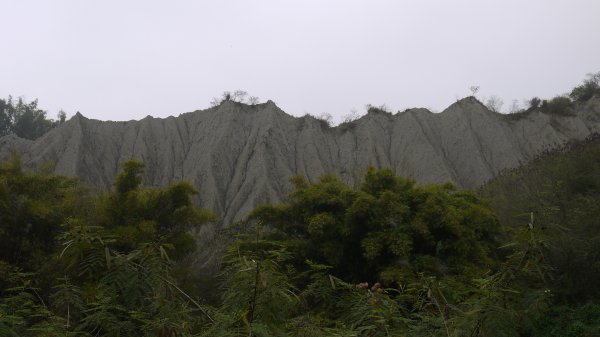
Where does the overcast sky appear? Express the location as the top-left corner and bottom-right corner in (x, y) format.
(2, 0), (599, 122)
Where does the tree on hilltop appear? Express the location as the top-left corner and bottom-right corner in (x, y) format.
(0, 96), (67, 139)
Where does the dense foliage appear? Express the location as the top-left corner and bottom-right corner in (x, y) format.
(0, 157), (214, 336)
(248, 169), (500, 284)
(211, 170), (550, 336)
(569, 72), (600, 103)
(0, 152), (597, 336)
(480, 135), (600, 334)
(3, 72), (599, 336)
(0, 96), (65, 140)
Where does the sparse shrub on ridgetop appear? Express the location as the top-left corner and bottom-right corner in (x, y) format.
(366, 104), (392, 115)
(247, 95), (260, 104)
(570, 71), (600, 103)
(485, 95), (504, 113)
(316, 112), (333, 127)
(341, 109), (361, 124)
(510, 72), (599, 117)
(302, 112), (333, 128)
(210, 90), (261, 107)
(529, 97), (542, 110)
(541, 96), (574, 116)
(339, 109), (362, 131)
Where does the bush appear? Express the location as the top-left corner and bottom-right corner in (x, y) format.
(366, 104), (392, 115)
(570, 72), (600, 103)
(541, 96), (574, 116)
(0, 96), (64, 139)
(534, 304), (600, 337)
(485, 95), (504, 113)
(210, 90), (261, 107)
(529, 97), (542, 110)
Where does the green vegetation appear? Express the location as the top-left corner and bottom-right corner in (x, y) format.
(540, 95), (575, 116)
(0, 96), (66, 140)
(5, 154), (590, 336)
(248, 169), (500, 283)
(211, 170), (549, 336)
(569, 72), (600, 103)
(0, 156), (214, 336)
(3, 122), (600, 335)
(501, 71), (599, 119)
(480, 135), (600, 335)
(3, 72), (599, 336)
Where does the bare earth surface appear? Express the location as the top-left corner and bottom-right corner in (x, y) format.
(2, 96), (600, 224)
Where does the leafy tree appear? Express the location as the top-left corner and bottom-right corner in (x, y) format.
(528, 97), (542, 110)
(99, 160), (215, 260)
(0, 153), (594, 336)
(0, 156), (216, 336)
(205, 186), (549, 337)
(0, 96), (65, 139)
(0, 100), (11, 136)
(0, 153), (87, 270)
(570, 71), (600, 103)
(249, 168), (501, 285)
(540, 96), (574, 115)
(481, 136), (600, 301)
(480, 136), (600, 333)
(57, 110), (67, 124)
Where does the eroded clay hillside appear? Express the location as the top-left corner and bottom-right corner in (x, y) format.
(2, 96), (600, 224)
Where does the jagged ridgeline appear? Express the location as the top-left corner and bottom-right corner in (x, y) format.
(2, 94), (600, 224)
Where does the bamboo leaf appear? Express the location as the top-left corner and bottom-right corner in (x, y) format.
(159, 245), (170, 260)
(105, 247), (111, 269)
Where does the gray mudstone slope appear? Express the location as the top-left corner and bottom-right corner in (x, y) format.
(2, 96), (600, 224)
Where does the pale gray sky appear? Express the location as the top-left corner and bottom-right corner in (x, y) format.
(1, 0), (599, 122)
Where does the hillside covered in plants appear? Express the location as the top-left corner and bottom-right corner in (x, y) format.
(478, 135), (600, 336)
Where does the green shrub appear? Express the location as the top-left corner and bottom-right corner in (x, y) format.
(534, 304), (600, 337)
(570, 72), (600, 103)
(541, 96), (574, 115)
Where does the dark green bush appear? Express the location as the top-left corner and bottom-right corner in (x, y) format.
(529, 97), (542, 110)
(570, 72), (600, 103)
(0, 96), (63, 139)
(541, 96), (574, 115)
(534, 304), (600, 337)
